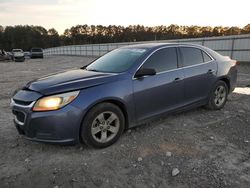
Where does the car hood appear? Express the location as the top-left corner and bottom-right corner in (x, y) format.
(25, 69), (119, 95)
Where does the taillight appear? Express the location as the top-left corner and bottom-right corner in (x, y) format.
(236, 61), (240, 65)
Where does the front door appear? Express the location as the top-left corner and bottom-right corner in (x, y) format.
(133, 47), (184, 121)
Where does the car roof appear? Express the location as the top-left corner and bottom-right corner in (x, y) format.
(120, 42), (224, 60)
(121, 42), (205, 50)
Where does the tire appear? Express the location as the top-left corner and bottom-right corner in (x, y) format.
(81, 102), (125, 148)
(206, 80), (228, 110)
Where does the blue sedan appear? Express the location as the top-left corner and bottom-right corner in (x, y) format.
(11, 43), (238, 148)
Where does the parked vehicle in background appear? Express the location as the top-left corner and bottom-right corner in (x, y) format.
(30, 48), (43, 58)
(10, 43), (238, 148)
(0, 49), (11, 61)
(6, 52), (12, 57)
(12, 49), (25, 62)
(24, 51), (31, 58)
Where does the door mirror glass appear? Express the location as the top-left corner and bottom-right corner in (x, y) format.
(135, 68), (156, 78)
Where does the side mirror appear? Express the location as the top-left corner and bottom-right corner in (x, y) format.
(134, 68), (156, 78)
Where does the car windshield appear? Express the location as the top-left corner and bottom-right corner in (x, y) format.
(13, 49), (22, 52)
(86, 48), (147, 73)
(32, 48), (42, 52)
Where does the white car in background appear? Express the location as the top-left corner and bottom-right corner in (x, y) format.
(12, 49), (25, 62)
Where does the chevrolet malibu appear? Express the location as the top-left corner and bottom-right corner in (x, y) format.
(11, 43), (237, 148)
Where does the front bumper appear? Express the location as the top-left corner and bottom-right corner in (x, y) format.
(14, 56), (25, 62)
(11, 99), (83, 145)
(31, 53), (43, 58)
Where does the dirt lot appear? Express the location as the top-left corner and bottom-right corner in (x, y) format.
(0, 56), (250, 188)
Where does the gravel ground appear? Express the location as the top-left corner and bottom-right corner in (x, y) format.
(0, 56), (249, 188)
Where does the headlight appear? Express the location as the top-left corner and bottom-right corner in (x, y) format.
(33, 91), (80, 112)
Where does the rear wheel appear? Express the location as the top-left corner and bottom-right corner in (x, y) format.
(206, 80), (228, 110)
(81, 103), (125, 148)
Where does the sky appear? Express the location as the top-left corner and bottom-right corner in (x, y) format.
(0, 0), (249, 34)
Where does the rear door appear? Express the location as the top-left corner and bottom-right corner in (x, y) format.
(133, 47), (184, 121)
(179, 47), (217, 105)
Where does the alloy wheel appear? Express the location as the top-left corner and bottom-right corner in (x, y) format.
(91, 111), (120, 143)
(214, 85), (226, 107)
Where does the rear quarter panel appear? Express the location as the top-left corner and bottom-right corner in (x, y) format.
(216, 59), (237, 92)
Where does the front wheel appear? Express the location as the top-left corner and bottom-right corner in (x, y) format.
(81, 103), (125, 148)
(206, 80), (228, 110)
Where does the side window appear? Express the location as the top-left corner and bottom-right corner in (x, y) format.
(202, 51), (212, 62)
(142, 48), (178, 73)
(180, 47), (203, 67)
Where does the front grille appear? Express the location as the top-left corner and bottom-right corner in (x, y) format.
(13, 110), (26, 124)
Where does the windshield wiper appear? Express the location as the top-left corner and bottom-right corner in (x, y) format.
(81, 66), (101, 72)
(86, 69), (101, 72)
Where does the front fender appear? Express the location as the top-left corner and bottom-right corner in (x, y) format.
(71, 78), (135, 133)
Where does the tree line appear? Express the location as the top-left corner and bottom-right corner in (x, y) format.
(0, 24), (250, 51)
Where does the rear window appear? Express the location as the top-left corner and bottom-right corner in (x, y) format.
(180, 47), (203, 67)
(202, 51), (212, 62)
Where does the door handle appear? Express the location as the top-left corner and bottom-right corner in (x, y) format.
(173, 77), (181, 82)
(207, 69), (215, 74)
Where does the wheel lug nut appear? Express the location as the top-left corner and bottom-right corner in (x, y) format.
(107, 126), (110, 129)
(100, 126), (103, 129)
